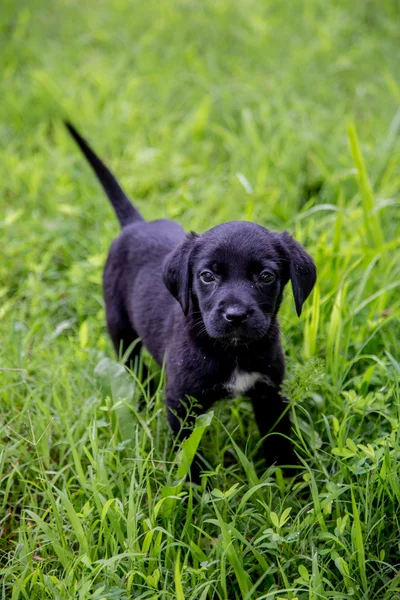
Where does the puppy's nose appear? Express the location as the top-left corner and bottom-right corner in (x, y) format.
(224, 307), (248, 325)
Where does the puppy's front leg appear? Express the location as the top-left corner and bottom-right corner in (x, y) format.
(166, 392), (201, 441)
(166, 389), (209, 483)
(250, 383), (298, 471)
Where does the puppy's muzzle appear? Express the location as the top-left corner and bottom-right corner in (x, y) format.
(224, 306), (250, 326)
(215, 304), (268, 343)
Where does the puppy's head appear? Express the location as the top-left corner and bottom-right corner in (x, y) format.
(163, 221), (316, 344)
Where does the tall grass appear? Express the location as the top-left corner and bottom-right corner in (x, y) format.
(1, 0), (400, 598)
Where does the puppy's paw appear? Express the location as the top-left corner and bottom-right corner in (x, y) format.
(264, 441), (301, 477)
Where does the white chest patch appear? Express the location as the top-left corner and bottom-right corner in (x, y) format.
(225, 369), (273, 397)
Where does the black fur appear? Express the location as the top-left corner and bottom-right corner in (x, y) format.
(66, 122), (317, 473)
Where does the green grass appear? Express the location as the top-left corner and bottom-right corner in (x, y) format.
(1, 0), (400, 598)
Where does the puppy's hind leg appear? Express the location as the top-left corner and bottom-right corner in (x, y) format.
(105, 303), (155, 404)
(106, 301), (141, 362)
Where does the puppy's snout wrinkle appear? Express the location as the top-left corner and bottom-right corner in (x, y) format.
(224, 306), (249, 325)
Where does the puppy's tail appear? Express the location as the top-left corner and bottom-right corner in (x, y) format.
(64, 122), (144, 227)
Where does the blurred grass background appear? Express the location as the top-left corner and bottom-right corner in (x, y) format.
(1, 0), (400, 598)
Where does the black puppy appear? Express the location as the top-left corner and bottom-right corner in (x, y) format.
(66, 123), (316, 471)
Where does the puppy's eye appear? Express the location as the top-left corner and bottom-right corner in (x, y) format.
(200, 271), (215, 283)
(260, 271), (276, 284)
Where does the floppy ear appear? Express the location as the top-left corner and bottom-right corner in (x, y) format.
(162, 232), (199, 316)
(280, 231), (316, 317)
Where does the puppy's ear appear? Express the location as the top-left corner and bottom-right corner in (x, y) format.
(281, 231), (316, 317)
(163, 232), (199, 316)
